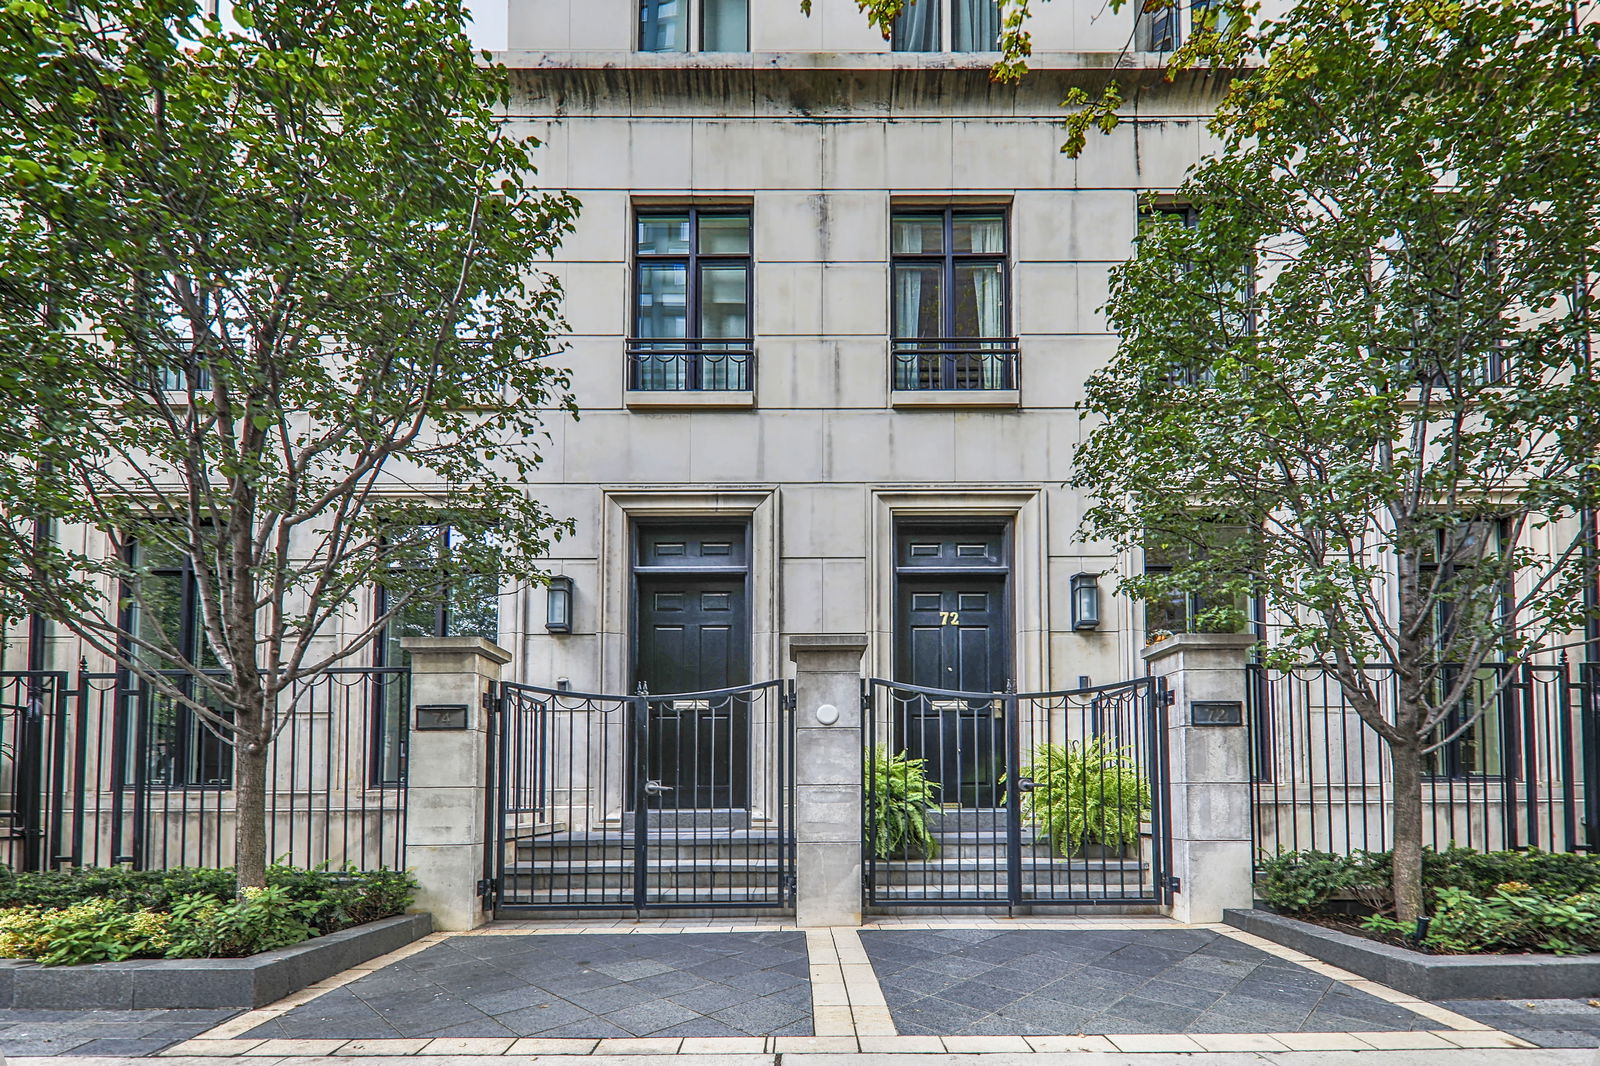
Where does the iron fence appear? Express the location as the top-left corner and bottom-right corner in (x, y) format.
(491, 679), (794, 912)
(1249, 660), (1598, 863)
(863, 676), (1171, 907)
(0, 666), (408, 873)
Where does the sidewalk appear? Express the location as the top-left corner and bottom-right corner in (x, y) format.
(1, 916), (1597, 1060)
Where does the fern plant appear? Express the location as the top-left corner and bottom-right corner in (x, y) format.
(1016, 739), (1151, 857)
(865, 748), (941, 859)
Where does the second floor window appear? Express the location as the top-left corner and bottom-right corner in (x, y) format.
(640, 0), (748, 52)
(893, 0), (1002, 51)
(631, 209), (752, 391)
(891, 208), (1014, 390)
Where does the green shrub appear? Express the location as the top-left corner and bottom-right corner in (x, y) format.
(165, 886), (318, 959)
(1424, 848), (1600, 899)
(0, 864), (413, 925)
(1257, 850), (1391, 913)
(0, 863), (416, 965)
(0, 866), (234, 911)
(866, 748), (941, 859)
(1415, 885), (1600, 955)
(1015, 739), (1151, 857)
(0, 898), (173, 966)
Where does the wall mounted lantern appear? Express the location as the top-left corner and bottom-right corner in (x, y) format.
(1070, 573), (1101, 631)
(545, 575), (574, 633)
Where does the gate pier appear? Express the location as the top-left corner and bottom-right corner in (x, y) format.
(789, 634), (870, 928)
(401, 636), (511, 931)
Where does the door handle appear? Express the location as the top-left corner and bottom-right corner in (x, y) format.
(643, 780), (673, 796)
(1016, 777), (1039, 793)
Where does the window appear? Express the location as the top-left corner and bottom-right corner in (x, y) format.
(891, 208), (1015, 390)
(892, 0), (1002, 51)
(629, 209), (752, 392)
(139, 276), (214, 393)
(1137, 201), (1255, 366)
(1142, 524), (1254, 635)
(1418, 520), (1512, 778)
(1136, 0), (1182, 51)
(371, 526), (500, 784)
(640, 0), (748, 52)
(122, 541), (231, 788)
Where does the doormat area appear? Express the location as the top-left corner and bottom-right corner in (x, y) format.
(860, 928), (1440, 1036)
(241, 932), (812, 1040)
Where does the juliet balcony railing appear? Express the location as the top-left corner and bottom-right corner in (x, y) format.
(891, 337), (1020, 391)
(626, 338), (754, 392)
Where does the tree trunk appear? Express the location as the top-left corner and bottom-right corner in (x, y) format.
(1390, 737), (1426, 925)
(233, 704), (270, 893)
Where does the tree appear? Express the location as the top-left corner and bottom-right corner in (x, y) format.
(0, 0), (578, 888)
(1073, 0), (1600, 921)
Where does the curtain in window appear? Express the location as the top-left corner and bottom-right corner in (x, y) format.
(952, 0), (1002, 50)
(972, 268), (1004, 386)
(892, 0), (940, 51)
(703, 0), (748, 51)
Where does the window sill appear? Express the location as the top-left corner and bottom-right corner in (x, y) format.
(891, 389), (1019, 409)
(624, 390), (755, 410)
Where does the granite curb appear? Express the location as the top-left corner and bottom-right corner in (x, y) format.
(0, 913), (432, 1010)
(1224, 907), (1600, 999)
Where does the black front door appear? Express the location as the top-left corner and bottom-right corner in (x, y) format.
(633, 525), (751, 810)
(636, 578), (750, 809)
(895, 525), (1011, 808)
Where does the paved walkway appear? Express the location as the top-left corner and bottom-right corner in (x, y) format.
(2, 916), (1599, 1060)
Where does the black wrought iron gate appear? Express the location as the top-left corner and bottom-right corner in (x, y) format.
(863, 675), (1172, 907)
(489, 679), (795, 911)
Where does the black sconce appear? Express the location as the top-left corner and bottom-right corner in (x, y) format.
(1071, 573), (1101, 631)
(545, 575), (573, 633)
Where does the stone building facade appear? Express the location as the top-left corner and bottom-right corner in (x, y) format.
(482, 0), (1231, 700)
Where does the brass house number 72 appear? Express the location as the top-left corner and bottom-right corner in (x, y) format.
(939, 611), (961, 626)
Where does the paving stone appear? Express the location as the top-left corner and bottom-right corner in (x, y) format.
(861, 927), (1439, 1037)
(597, 1000), (700, 1037)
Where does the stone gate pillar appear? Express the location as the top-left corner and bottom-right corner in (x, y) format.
(401, 635), (511, 931)
(1141, 633), (1256, 924)
(789, 634), (869, 928)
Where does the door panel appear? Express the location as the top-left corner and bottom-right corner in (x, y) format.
(896, 579), (1009, 807)
(636, 576), (750, 809)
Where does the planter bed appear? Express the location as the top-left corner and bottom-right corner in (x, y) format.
(1225, 907), (1600, 1000)
(0, 911), (430, 1010)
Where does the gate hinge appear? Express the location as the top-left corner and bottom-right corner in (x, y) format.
(1163, 874), (1182, 893)
(482, 686), (498, 715)
(477, 877), (496, 899)
(1161, 688), (1176, 707)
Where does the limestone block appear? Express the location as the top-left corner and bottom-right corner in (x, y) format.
(407, 846), (484, 932)
(796, 842), (862, 928)
(822, 123), (888, 190)
(795, 727), (863, 786)
(795, 784), (862, 844)
(781, 485), (868, 558)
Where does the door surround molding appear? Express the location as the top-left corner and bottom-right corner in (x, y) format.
(599, 488), (779, 698)
(871, 488), (1046, 691)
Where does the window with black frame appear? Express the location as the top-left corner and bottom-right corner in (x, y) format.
(121, 541), (232, 788)
(1418, 520), (1512, 779)
(639, 0), (748, 51)
(891, 0), (1002, 51)
(891, 208), (1015, 390)
(140, 275), (214, 393)
(630, 209), (753, 392)
(371, 526), (500, 785)
(1142, 523), (1255, 636)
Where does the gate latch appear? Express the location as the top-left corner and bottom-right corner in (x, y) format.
(642, 780), (673, 796)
